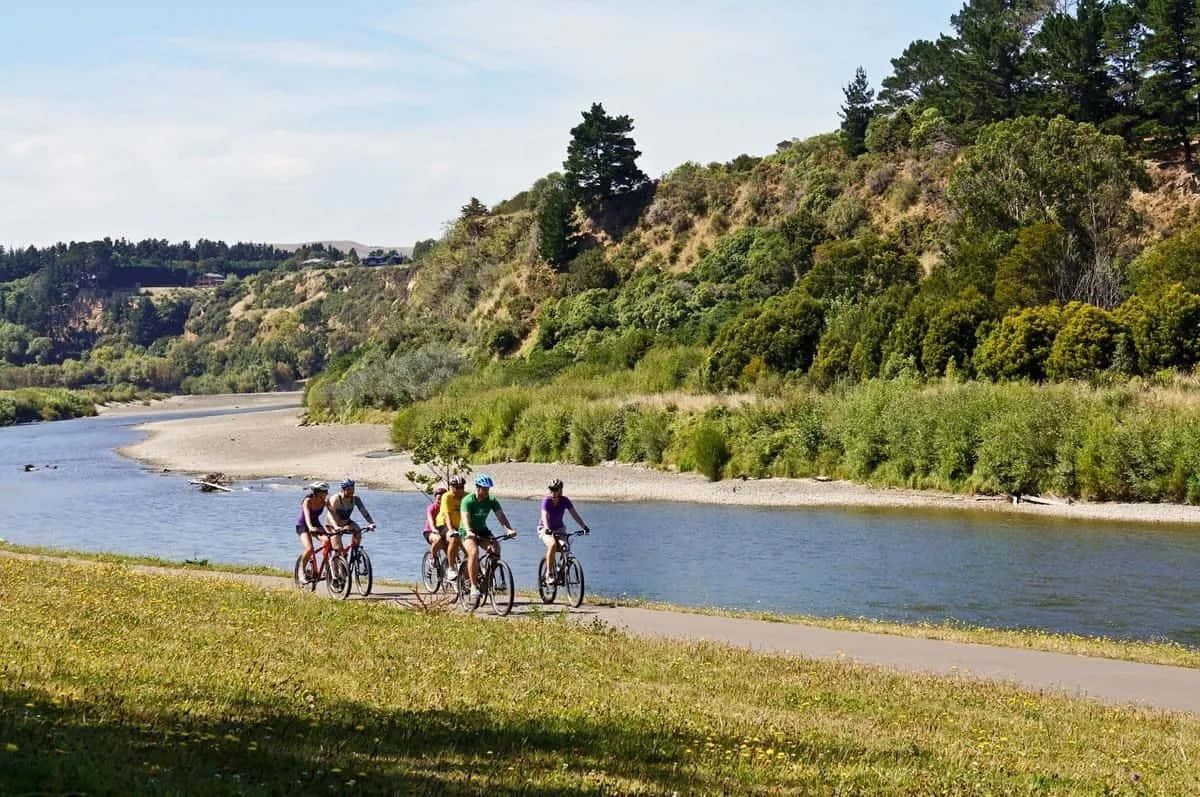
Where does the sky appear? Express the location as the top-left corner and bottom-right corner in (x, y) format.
(0, 1), (960, 249)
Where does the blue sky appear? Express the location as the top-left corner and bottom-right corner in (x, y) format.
(1, 1), (959, 248)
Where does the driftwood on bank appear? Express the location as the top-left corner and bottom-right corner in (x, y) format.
(189, 472), (233, 492)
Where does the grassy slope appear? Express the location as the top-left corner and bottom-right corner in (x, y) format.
(2, 558), (1198, 794)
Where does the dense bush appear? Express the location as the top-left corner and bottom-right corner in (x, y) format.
(703, 289), (824, 389)
(974, 305), (1064, 381)
(1046, 303), (1122, 380)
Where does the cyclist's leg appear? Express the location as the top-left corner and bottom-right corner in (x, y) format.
(346, 520), (362, 551)
(446, 528), (462, 572)
(464, 534), (480, 589)
(297, 528), (315, 577)
(540, 527), (559, 583)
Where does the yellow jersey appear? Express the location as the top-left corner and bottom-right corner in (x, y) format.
(436, 490), (465, 530)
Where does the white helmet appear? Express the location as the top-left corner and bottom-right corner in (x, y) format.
(308, 481), (329, 493)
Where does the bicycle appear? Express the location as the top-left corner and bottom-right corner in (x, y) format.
(338, 525), (375, 597)
(420, 531), (465, 594)
(538, 529), (587, 608)
(293, 528), (352, 600)
(455, 532), (517, 616)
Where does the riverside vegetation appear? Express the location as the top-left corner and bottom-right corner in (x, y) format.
(3, 555), (1199, 794)
(10, 2), (1200, 500)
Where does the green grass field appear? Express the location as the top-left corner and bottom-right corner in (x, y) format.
(2, 557), (1199, 794)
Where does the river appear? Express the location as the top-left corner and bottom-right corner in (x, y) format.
(3, 408), (1199, 645)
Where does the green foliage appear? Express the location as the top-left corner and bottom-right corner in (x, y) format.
(1125, 284), (1200, 372)
(563, 102), (648, 210)
(993, 223), (1070, 310)
(975, 305), (1065, 381)
(803, 238), (919, 305)
(1046, 303), (1123, 379)
(948, 115), (1147, 307)
(838, 67), (876, 157)
(1127, 224), (1200, 295)
(537, 173), (576, 269)
(865, 108), (913, 153)
(402, 414), (473, 494)
(920, 289), (992, 376)
(704, 289), (824, 390)
(689, 421), (731, 481)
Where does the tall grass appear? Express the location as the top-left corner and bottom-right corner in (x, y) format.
(395, 375), (1200, 502)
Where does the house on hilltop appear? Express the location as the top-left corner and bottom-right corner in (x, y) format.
(196, 272), (226, 287)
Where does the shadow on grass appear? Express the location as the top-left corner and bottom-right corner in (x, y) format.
(0, 685), (731, 795)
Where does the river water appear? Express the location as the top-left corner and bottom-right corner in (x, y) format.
(3, 408), (1200, 645)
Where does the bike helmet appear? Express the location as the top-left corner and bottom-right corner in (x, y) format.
(340, 478), (355, 489)
(308, 481), (329, 493)
(448, 475), (465, 488)
(548, 478), (564, 492)
(474, 473), (494, 488)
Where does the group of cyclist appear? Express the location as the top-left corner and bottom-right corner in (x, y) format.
(295, 473), (589, 603)
(295, 478), (376, 566)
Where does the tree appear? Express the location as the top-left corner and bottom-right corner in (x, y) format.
(948, 115), (1148, 307)
(404, 415), (473, 496)
(1046, 302), (1122, 378)
(703, 289), (825, 389)
(459, 197), (489, 237)
(975, 304), (1065, 380)
(1101, 0), (1148, 136)
(563, 103), (648, 210)
(537, 174), (576, 269)
(411, 239), (436, 262)
(839, 67), (876, 157)
(1029, 0), (1113, 123)
(1139, 0), (1200, 161)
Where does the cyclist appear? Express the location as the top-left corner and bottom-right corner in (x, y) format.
(328, 478), (376, 551)
(438, 475), (468, 580)
(539, 478), (589, 586)
(459, 473), (517, 601)
(423, 485), (449, 562)
(295, 481), (331, 579)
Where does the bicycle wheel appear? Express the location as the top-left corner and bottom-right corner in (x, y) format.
(420, 551), (441, 592)
(326, 554), (352, 600)
(293, 554), (316, 592)
(565, 558), (585, 608)
(537, 559), (557, 604)
(352, 550), (373, 597)
(490, 561), (515, 616)
(455, 567), (475, 610)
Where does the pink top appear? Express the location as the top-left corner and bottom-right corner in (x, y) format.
(423, 500), (439, 532)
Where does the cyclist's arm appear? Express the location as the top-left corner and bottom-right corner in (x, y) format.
(303, 497), (324, 534)
(567, 504), (588, 531)
(538, 505), (551, 531)
(493, 508), (516, 535)
(356, 496), (375, 526)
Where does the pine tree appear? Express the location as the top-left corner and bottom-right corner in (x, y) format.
(1031, 0), (1113, 122)
(839, 67), (876, 156)
(1102, 0), (1149, 137)
(563, 103), (647, 210)
(537, 176), (575, 270)
(1140, 0), (1200, 161)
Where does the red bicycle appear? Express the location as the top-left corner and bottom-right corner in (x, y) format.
(293, 529), (352, 600)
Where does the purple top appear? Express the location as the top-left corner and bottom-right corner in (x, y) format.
(541, 495), (574, 530)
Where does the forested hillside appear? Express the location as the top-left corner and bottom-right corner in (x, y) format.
(9, 0), (1200, 497)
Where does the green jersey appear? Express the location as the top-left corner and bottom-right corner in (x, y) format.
(459, 493), (503, 535)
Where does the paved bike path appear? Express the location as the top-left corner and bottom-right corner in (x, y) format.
(9, 551), (1200, 714)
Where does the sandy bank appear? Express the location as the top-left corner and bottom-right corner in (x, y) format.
(97, 391), (303, 416)
(118, 403), (1200, 525)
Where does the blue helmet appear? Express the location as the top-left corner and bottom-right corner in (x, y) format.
(474, 474), (494, 488)
(340, 478), (355, 489)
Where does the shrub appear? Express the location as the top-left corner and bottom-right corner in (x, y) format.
(920, 290), (992, 376)
(974, 305), (1064, 381)
(689, 422), (730, 481)
(1046, 303), (1122, 380)
(703, 289), (824, 389)
(1127, 284), (1200, 372)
